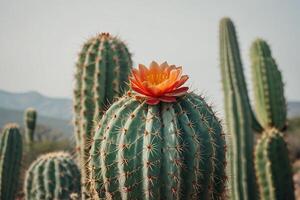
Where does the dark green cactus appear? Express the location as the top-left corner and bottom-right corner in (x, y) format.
(0, 123), (23, 200)
(89, 93), (227, 199)
(24, 152), (81, 200)
(24, 108), (37, 143)
(73, 32), (132, 195)
(250, 39), (287, 130)
(255, 129), (294, 200)
(219, 17), (257, 200)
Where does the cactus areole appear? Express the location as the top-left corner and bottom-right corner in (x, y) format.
(89, 62), (227, 199)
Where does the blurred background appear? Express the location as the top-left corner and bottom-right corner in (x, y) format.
(0, 0), (299, 198)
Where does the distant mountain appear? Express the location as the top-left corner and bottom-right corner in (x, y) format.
(0, 89), (72, 120)
(288, 101), (300, 118)
(0, 107), (73, 137)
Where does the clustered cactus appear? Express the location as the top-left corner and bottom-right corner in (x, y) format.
(0, 21), (295, 200)
(24, 152), (80, 200)
(89, 62), (227, 199)
(73, 32), (132, 196)
(219, 17), (294, 200)
(24, 108), (37, 143)
(0, 124), (23, 200)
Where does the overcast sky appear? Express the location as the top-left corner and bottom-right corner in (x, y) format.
(0, 0), (299, 111)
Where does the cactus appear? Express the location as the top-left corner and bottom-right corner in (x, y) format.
(73, 32), (132, 195)
(24, 108), (37, 143)
(250, 39), (294, 199)
(0, 123), (23, 200)
(255, 129), (294, 200)
(24, 152), (81, 200)
(89, 62), (227, 199)
(219, 17), (257, 199)
(250, 39), (287, 130)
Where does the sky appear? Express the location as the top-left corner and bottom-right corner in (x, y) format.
(0, 0), (299, 112)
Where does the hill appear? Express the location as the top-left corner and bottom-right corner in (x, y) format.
(0, 107), (73, 137)
(0, 89), (72, 120)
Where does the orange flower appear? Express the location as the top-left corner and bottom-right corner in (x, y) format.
(129, 61), (189, 105)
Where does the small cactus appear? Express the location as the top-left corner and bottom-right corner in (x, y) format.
(24, 108), (37, 143)
(255, 129), (294, 200)
(24, 152), (81, 200)
(89, 62), (227, 199)
(0, 123), (23, 200)
(73, 32), (132, 196)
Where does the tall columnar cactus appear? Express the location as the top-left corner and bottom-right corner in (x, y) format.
(219, 18), (257, 200)
(250, 39), (287, 130)
(0, 123), (23, 200)
(89, 62), (227, 199)
(24, 108), (37, 143)
(24, 152), (81, 200)
(255, 129), (294, 200)
(250, 39), (294, 199)
(73, 32), (132, 195)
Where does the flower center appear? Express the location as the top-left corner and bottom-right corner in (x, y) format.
(146, 73), (168, 85)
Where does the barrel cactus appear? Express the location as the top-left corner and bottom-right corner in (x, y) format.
(0, 123), (23, 200)
(24, 152), (81, 200)
(250, 39), (287, 131)
(89, 62), (227, 199)
(24, 108), (37, 143)
(255, 129), (294, 200)
(73, 32), (132, 195)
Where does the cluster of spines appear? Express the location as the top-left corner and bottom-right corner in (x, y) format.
(89, 93), (226, 200)
(24, 152), (81, 200)
(250, 39), (287, 130)
(0, 123), (23, 200)
(24, 108), (37, 143)
(73, 32), (132, 196)
(255, 129), (294, 200)
(219, 17), (257, 200)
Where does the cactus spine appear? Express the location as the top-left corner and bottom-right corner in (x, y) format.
(89, 93), (227, 199)
(219, 18), (257, 200)
(0, 123), (23, 200)
(73, 33), (132, 196)
(250, 39), (287, 131)
(255, 129), (294, 200)
(24, 108), (37, 143)
(24, 152), (81, 200)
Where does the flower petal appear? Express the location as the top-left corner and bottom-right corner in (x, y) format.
(159, 96), (177, 103)
(146, 98), (160, 105)
(164, 87), (189, 97)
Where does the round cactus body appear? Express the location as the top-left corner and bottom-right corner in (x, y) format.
(89, 62), (226, 200)
(24, 152), (81, 200)
(73, 33), (132, 195)
(0, 123), (23, 200)
(24, 108), (37, 143)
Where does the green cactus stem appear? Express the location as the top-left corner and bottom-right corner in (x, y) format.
(24, 108), (37, 143)
(0, 123), (23, 200)
(73, 32), (132, 196)
(24, 152), (81, 200)
(89, 93), (227, 199)
(219, 17), (258, 200)
(250, 39), (287, 131)
(255, 129), (294, 200)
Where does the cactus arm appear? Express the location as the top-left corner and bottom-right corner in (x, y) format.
(250, 39), (287, 130)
